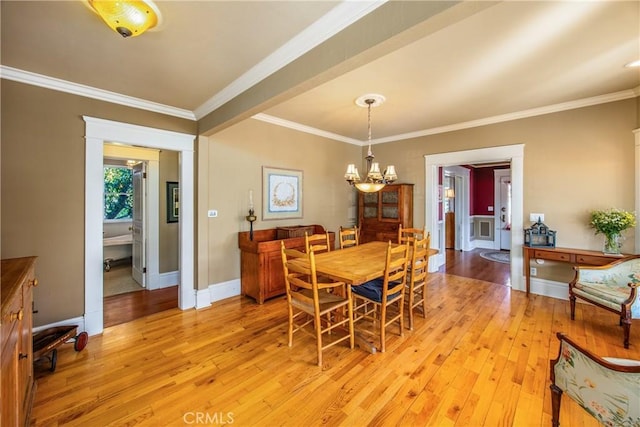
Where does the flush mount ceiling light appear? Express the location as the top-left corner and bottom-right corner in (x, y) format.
(624, 60), (640, 68)
(344, 94), (397, 193)
(86, 0), (162, 38)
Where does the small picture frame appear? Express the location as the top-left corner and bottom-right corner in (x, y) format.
(166, 181), (179, 223)
(262, 166), (303, 220)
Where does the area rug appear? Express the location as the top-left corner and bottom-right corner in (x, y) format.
(480, 250), (510, 264)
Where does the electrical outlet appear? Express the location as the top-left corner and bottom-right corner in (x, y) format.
(208, 210), (218, 218)
(530, 267), (537, 276)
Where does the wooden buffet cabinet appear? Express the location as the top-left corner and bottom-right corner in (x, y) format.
(238, 226), (335, 304)
(1, 256), (37, 426)
(358, 184), (413, 243)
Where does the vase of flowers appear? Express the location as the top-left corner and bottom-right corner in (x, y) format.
(589, 208), (636, 254)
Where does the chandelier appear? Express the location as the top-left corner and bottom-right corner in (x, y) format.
(86, 0), (162, 38)
(344, 94), (397, 193)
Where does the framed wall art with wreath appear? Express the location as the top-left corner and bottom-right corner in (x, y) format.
(262, 166), (303, 220)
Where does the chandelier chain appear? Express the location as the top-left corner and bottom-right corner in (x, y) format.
(344, 94), (397, 192)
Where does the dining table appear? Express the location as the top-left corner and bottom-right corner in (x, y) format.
(310, 240), (438, 353)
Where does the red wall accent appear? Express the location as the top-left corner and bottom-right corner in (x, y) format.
(470, 166), (510, 216)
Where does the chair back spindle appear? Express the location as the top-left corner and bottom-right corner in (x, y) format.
(339, 226), (359, 249)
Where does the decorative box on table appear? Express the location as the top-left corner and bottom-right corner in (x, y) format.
(276, 225), (315, 239)
(524, 218), (556, 247)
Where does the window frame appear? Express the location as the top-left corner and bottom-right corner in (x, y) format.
(103, 163), (134, 221)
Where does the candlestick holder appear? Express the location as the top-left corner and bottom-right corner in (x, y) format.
(246, 208), (257, 240)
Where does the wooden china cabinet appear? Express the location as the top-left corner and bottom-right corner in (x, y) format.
(358, 183), (413, 243)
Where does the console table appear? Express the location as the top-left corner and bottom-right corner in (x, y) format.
(523, 246), (630, 296)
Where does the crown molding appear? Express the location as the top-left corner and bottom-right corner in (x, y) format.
(192, 1), (387, 120)
(256, 88), (639, 146)
(252, 113), (361, 146)
(376, 88), (639, 144)
(0, 65), (195, 120)
(2, 62), (637, 145)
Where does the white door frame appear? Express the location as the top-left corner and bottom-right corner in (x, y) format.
(443, 166), (471, 252)
(84, 116), (196, 336)
(494, 169), (512, 251)
(425, 144), (525, 293)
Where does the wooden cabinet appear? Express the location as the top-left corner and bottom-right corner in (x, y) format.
(1, 256), (37, 426)
(238, 226), (335, 304)
(445, 212), (455, 249)
(358, 184), (413, 243)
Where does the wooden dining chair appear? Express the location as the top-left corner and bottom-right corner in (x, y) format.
(339, 226), (359, 249)
(406, 232), (430, 330)
(304, 232), (331, 254)
(280, 241), (354, 366)
(352, 241), (409, 353)
(398, 225), (426, 246)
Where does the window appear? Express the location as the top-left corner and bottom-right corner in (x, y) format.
(104, 165), (133, 220)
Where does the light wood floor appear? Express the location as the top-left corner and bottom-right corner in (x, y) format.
(32, 251), (639, 426)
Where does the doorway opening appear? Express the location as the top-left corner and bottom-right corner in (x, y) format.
(444, 174), (455, 250)
(84, 116), (195, 336)
(425, 144), (525, 293)
(102, 159), (144, 297)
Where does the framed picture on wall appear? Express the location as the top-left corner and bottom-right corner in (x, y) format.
(166, 181), (179, 223)
(262, 166), (303, 220)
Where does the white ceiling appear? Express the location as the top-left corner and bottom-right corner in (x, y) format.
(1, 1), (639, 145)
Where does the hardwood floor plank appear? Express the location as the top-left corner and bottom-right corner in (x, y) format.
(30, 250), (640, 426)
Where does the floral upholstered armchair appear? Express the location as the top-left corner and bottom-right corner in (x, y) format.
(569, 255), (640, 348)
(550, 333), (640, 427)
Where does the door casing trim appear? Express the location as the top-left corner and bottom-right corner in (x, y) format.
(84, 116), (195, 335)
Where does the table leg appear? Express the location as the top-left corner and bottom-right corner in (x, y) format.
(523, 247), (531, 296)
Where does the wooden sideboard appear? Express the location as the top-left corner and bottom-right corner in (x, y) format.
(1, 256), (37, 426)
(238, 226), (335, 304)
(523, 246), (630, 296)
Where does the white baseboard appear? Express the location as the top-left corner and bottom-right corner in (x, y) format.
(84, 309), (103, 336)
(530, 277), (570, 300)
(34, 316), (86, 335)
(147, 270), (179, 290)
(472, 240), (497, 250)
(195, 279), (242, 309)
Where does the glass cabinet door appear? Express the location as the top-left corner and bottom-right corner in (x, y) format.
(363, 192), (378, 218)
(380, 187), (400, 220)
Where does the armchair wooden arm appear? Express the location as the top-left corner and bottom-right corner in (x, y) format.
(568, 255), (640, 348)
(550, 332), (640, 426)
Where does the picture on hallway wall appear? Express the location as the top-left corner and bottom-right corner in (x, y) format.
(166, 181), (179, 223)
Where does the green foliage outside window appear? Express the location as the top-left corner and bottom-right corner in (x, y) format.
(104, 166), (133, 220)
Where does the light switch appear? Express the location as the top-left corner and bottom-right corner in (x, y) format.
(530, 213), (544, 222)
